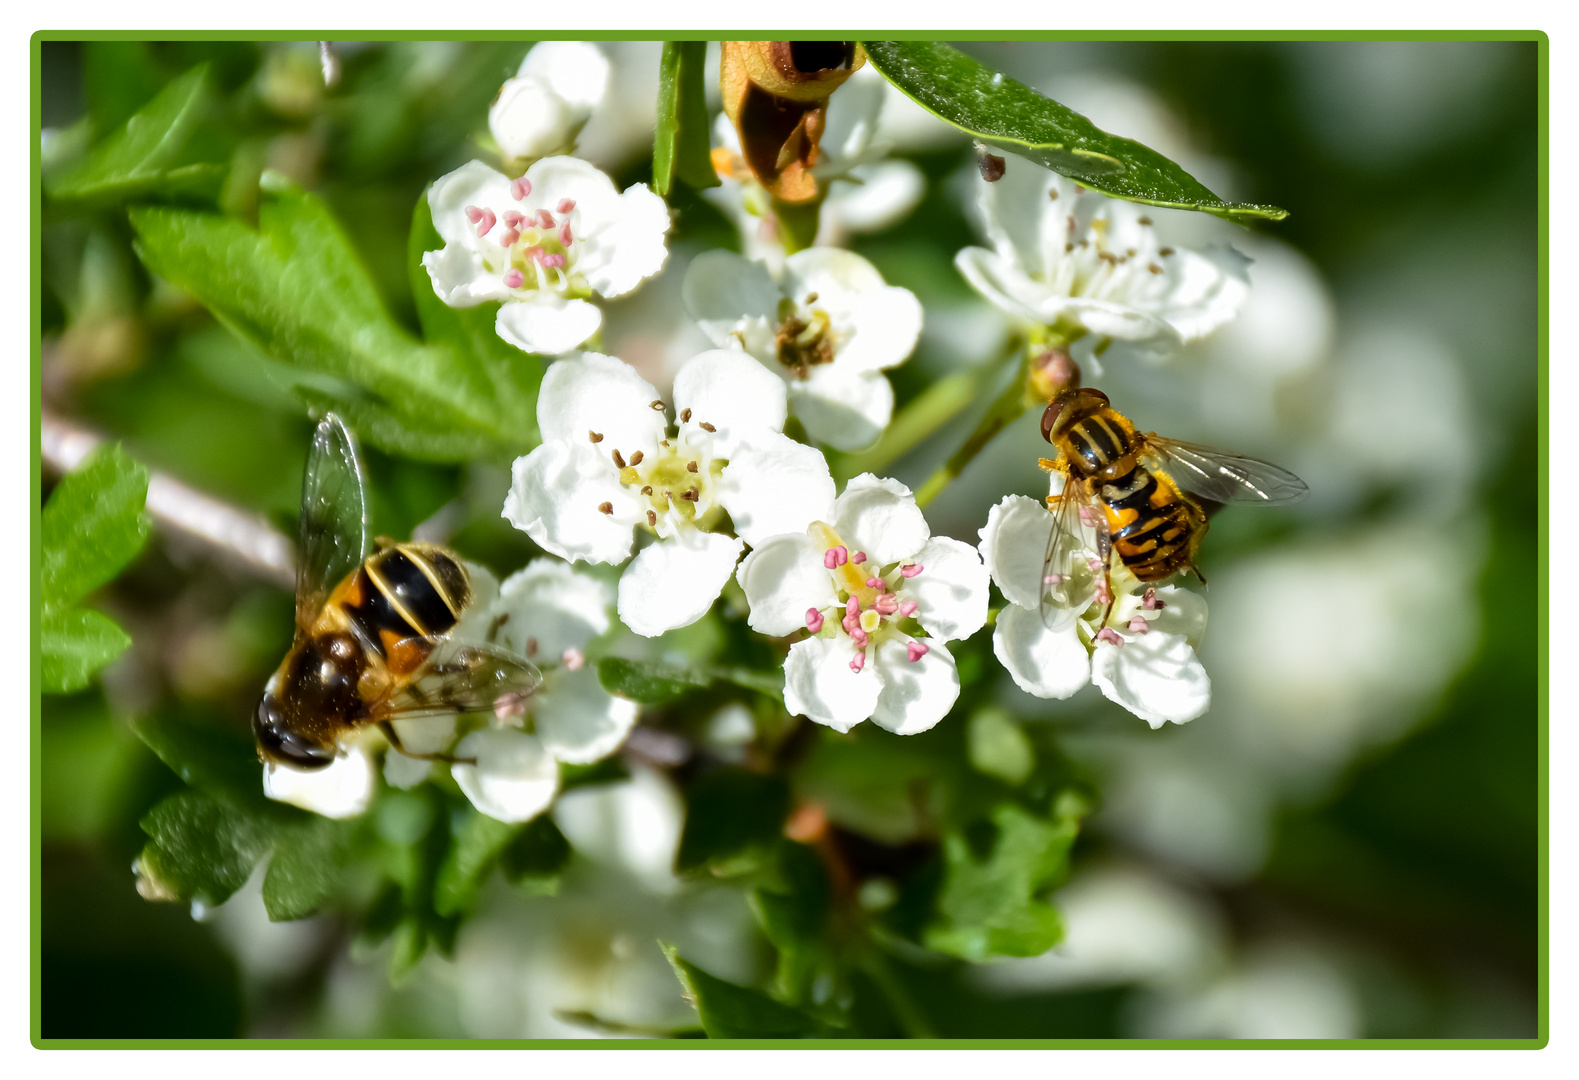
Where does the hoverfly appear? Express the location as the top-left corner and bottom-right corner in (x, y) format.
(253, 414), (541, 773)
(1037, 385), (1308, 628)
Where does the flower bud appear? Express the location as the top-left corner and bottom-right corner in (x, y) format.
(489, 41), (611, 164)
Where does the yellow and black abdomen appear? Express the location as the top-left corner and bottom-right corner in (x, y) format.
(1099, 464), (1203, 583)
(329, 543), (472, 676)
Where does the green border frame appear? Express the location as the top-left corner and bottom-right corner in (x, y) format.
(30, 28), (1550, 1051)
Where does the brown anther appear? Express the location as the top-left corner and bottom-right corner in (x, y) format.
(699, 421), (716, 432)
(629, 450), (644, 466)
(1064, 242), (1075, 253)
(680, 407), (692, 423)
(804, 292), (818, 304)
(1149, 263), (1163, 275)
(1138, 215), (1153, 225)
(598, 501), (613, 514)
(686, 460), (699, 473)
(1048, 188), (1059, 201)
(1159, 247), (1176, 257)
(641, 485), (653, 496)
(612, 449), (626, 468)
(681, 488), (700, 502)
(1126, 247), (1137, 257)
(589, 430), (603, 443)
(647, 510), (657, 526)
(649, 399), (666, 411)
(525, 636), (538, 657)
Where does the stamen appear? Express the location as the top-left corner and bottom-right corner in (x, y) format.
(629, 450), (644, 465)
(502, 211), (525, 229)
(906, 641), (930, 663)
(464, 205), (484, 224)
(559, 223), (574, 246)
(681, 488), (699, 502)
(805, 608), (825, 633)
(1138, 215), (1153, 225)
(475, 208), (496, 237)
(503, 269), (525, 289)
(598, 502), (613, 515)
(557, 198), (576, 214)
(534, 209), (555, 229)
(1095, 627), (1125, 649)
(525, 637), (539, 657)
(1094, 579), (1113, 605)
(865, 577), (885, 591)
(824, 545), (849, 569)
(1142, 587), (1166, 611)
(523, 244), (545, 264)
(900, 563), (924, 578)
(686, 461), (699, 473)
(898, 600), (918, 618)
(647, 510), (657, 526)
(495, 695), (527, 722)
(1044, 573), (1065, 585)
(851, 551), (867, 564)
(1159, 247), (1176, 257)
(874, 593), (899, 615)
(1148, 263), (1163, 275)
(680, 408), (692, 422)
(845, 596), (860, 617)
(1087, 557), (1104, 574)
(500, 228), (521, 248)
(612, 449), (626, 468)
(561, 647), (585, 670)
(640, 485), (653, 495)
(1127, 615), (1151, 634)
(511, 176), (532, 200)
(850, 628), (869, 649)
(589, 430), (603, 443)
(849, 652), (866, 673)
(699, 421), (716, 432)
(541, 253), (566, 269)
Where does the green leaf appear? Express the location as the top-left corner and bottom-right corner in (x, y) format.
(860, 41), (1287, 222)
(966, 707), (1034, 786)
(39, 607), (132, 695)
(498, 815), (572, 895)
(128, 182), (533, 462)
(596, 657), (712, 704)
(47, 64), (225, 206)
(676, 767), (791, 874)
(263, 816), (359, 920)
(653, 42), (720, 196)
(137, 791), (278, 908)
(750, 840), (833, 1004)
(130, 708), (268, 805)
(663, 944), (821, 1039)
(434, 809), (521, 916)
(922, 793), (1086, 961)
(41, 443), (150, 608)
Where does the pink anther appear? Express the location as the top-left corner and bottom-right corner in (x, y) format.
(805, 608), (825, 633)
(1094, 580), (1113, 605)
(1078, 505), (1098, 527)
(541, 253), (566, 269)
(1094, 627), (1125, 649)
(494, 694), (528, 722)
(851, 551), (867, 564)
(845, 596), (860, 617)
(510, 176), (532, 200)
(849, 651), (866, 673)
(1044, 573), (1065, 585)
(556, 198), (576, 214)
(535, 209), (555, 229)
(906, 641), (930, 663)
(559, 223), (574, 246)
(503, 269), (525, 289)
(523, 245), (545, 264)
(874, 593), (899, 616)
(865, 576), (885, 591)
(503, 209), (525, 228)
(464, 205), (484, 224)
(475, 209), (497, 237)
(898, 600), (918, 618)
(561, 647), (586, 670)
(1127, 615), (1151, 635)
(1142, 588), (1166, 611)
(850, 628), (869, 649)
(500, 228), (521, 248)
(900, 563), (924, 578)
(824, 545), (848, 569)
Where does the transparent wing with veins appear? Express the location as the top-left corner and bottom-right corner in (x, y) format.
(381, 639), (544, 722)
(1137, 437), (1309, 507)
(1038, 474), (1103, 632)
(295, 413), (369, 635)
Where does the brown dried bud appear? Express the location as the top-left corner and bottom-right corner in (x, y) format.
(975, 143), (1007, 182)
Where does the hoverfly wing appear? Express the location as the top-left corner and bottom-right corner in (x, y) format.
(295, 413), (370, 634)
(1139, 437), (1309, 507)
(1038, 477), (1100, 632)
(383, 640), (544, 721)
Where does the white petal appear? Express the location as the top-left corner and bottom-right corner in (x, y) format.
(783, 245), (889, 298)
(681, 251), (781, 346)
(422, 242), (511, 308)
(790, 367), (894, 452)
(535, 351), (664, 455)
(823, 160), (925, 235)
(954, 245), (1051, 324)
(718, 434), (837, 549)
(262, 745), (374, 819)
(1154, 246), (1251, 342)
(1058, 296), (1179, 347)
(423, 160), (517, 306)
(978, 494), (1057, 609)
(491, 559), (613, 660)
(503, 440), (638, 564)
(617, 531), (745, 637)
(518, 40), (610, 115)
(489, 75), (579, 161)
(581, 181), (671, 298)
(382, 751), (431, 790)
(673, 348), (788, 456)
(783, 635), (883, 733)
(904, 536), (989, 642)
(834, 473), (929, 566)
(735, 532), (834, 636)
(1091, 632), (1211, 728)
(974, 163), (1069, 277)
(535, 666), (639, 764)
(426, 159), (514, 249)
(869, 635), (959, 736)
(992, 603), (1091, 699)
(495, 294), (603, 356)
(784, 249), (921, 375)
(453, 729), (561, 823)
(1112, 584), (1209, 648)
(389, 713), (458, 756)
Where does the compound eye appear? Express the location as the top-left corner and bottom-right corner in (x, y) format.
(1041, 401), (1064, 444)
(253, 695), (335, 771)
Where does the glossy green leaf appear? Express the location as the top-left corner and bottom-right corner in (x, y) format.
(922, 793), (1085, 961)
(47, 64), (225, 206)
(676, 767), (791, 873)
(596, 657), (712, 704)
(499, 815), (572, 895)
(263, 816), (359, 921)
(663, 944), (821, 1039)
(130, 709), (269, 806)
(41, 443), (150, 608)
(137, 791), (278, 908)
(653, 42), (720, 196)
(39, 607), (132, 695)
(860, 41), (1287, 222)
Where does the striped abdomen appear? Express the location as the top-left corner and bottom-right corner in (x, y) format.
(1097, 464), (1202, 582)
(329, 544), (472, 676)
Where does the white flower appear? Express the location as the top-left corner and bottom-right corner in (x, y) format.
(503, 349), (837, 638)
(489, 41), (610, 164)
(979, 493), (1210, 728)
(422, 157), (669, 356)
(955, 166), (1250, 367)
(262, 741), (376, 819)
(683, 248), (921, 452)
(736, 474), (988, 735)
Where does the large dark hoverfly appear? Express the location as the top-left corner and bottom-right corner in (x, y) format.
(253, 414), (541, 773)
(1037, 385), (1308, 628)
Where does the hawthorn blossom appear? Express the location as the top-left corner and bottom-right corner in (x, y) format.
(422, 157), (669, 356)
(978, 493), (1210, 728)
(683, 248), (921, 452)
(955, 166), (1249, 368)
(489, 41), (610, 165)
(263, 740), (376, 819)
(503, 349), (836, 638)
(736, 474), (988, 735)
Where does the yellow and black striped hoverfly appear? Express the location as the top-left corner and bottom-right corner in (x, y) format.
(1037, 385), (1308, 629)
(253, 414), (541, 773)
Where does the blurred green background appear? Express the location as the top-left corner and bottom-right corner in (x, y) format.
(36, 38), (1539, 1039)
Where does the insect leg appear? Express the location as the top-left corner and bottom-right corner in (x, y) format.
(379, 720), (478, 766)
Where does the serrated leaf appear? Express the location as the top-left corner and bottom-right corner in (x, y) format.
(860, 41), (1287, 222)
(434, 809), (521, 916)
(130, 709), (268, 805)
(676, 767), (790, 874)
(663, 944), (821, 1039)
(128, 184), (533, 462)
(47, 64), (225, 206)
(922, 794), (1085, 961)
(137, 791), (279, 908)
(596, 657), (712, 704)
(41, 443), (150, 608)
(39, 607), (132, 694)
(653, 42), (720, 196)
(262, 816), (359, 921)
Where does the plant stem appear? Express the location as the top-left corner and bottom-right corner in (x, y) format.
(914, 347), (1033, 509)
(830, 370), (977, 482)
